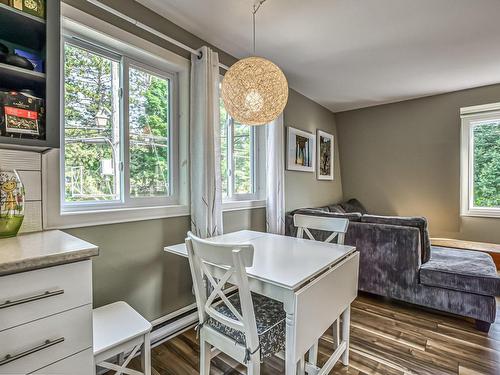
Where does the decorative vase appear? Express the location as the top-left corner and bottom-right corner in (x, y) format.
(0, 169), (25, 238)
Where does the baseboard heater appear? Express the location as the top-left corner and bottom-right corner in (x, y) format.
(150, 285), (238, 347)
(150, 308), (199, 348)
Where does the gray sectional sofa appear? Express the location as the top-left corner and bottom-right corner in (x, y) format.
(285, 199), (500, 331)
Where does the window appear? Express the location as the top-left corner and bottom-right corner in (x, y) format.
(62, 39), (177, 212)
(460, 104), (500, 218)
(219, 90), (265, 206)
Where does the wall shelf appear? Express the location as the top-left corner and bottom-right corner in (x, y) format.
(0, 136), (51, 152)
(0, 3), (46, 51)
(0, 62), (45, 98)
(0, 62), (46, 81)
(0, 0), (60, 150)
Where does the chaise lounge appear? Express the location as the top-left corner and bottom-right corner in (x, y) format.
(286, 199), (500, 331)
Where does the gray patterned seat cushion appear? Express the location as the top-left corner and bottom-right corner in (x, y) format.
(206, 292), (285, 360)
(420, 246), (500, 296)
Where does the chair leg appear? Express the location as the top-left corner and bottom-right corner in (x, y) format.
(199, 335), (211, 375)
(296, 356), (305, 375)
(333, 319), (340, 349)
(247, 356), (261, 375)
(117, 352), (125, 366)
(341, 307), (350, 366)
(141, 332), (151, 375)
(308, 343), (318, 366)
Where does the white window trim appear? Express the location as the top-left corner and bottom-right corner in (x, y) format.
(460, 103), (500, 219)
(220, 77), (266, 210)
(43, 4), (190, 229)
(221, 124), (266, 210)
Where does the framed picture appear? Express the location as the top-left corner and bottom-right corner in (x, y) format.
(287, 126), (316, 172)
(316, 129), (334, 180)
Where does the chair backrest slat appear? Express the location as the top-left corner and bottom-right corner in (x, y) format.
(188, 234), (254, 267)
(294, 213), (349, 245)
(186, 232), (260, 352)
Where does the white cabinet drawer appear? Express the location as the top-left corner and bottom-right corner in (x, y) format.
(0, 304), (92, 374)
(0, 260), (92, 331)
(31, 348), (94, 375)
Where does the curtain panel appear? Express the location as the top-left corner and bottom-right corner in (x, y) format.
(190, 46), (223, 238)
(266, 114), (285, 234)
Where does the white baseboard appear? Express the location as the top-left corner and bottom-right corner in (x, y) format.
(151, 311), (198, 346)
(151, 302), (197, 327)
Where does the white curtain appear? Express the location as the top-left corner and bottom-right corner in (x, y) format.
(266, 114), (285, 234)
(190, 46), (223, 238)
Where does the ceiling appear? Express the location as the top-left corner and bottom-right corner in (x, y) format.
(135, 0), (500, 112)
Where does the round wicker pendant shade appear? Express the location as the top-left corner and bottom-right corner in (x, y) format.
(221, 57), (288, 126)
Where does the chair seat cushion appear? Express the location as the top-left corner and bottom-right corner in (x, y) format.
(420, 246), (500, 296)
(206, 292), (285, 360)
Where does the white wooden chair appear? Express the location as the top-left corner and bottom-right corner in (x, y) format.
(294, 213), (349, 245)
(293, 213), (350, 369)
(185, 231), (286, 375)
(93, 301), (152, 375)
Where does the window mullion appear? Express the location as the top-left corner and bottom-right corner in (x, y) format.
(251, 127), (256, 195)
(468, 124), (474, 211)
(122, 58), (130, 205)
(228, 117), (235, 198)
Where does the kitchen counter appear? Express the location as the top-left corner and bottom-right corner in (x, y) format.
(0, 230), (98, 276)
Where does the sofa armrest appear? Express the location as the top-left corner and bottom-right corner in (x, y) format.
(346, 222), (422, 293)
(361, 214), (431, 263)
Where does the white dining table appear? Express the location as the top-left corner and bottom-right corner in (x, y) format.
(164, 230), (359, 375)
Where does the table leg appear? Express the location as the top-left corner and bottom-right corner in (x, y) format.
(341, 306), (350, 366)
(284, 298), (298, 375)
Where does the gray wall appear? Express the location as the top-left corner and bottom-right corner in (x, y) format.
(284, 90), (343, 211)
(336, 83), (500, 244)
(61, 0), (340, 321)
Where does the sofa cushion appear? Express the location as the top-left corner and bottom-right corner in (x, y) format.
(340, 199), (368, 214)
(315, 206), (330, 212)
(295, 209), (362, 222)
(328, 204), (346, 213)
(361, 214), (431, 263)
(420, 246), (500, 296)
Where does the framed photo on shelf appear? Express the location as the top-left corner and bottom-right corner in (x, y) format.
(316, 129), (334, 180)
(286, 126), (316, 172)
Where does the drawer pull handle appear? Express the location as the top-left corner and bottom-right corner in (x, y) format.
(0, 337), (65, 366)
(0, 289), (64, 309)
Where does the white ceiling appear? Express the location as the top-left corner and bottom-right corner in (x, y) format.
(136, 0), (500, 112)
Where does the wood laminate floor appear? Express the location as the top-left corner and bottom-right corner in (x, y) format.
(125, 294), (500, 374)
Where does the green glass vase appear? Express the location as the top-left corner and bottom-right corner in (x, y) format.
(0, 169), (25, 238)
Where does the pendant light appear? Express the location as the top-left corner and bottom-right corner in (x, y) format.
(221, 0), (288, 126)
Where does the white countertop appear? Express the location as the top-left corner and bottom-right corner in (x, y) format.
(0, 230), (99, 275)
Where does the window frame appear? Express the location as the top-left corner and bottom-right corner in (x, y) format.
(122, 58), (179, 207)
(60, 35), (179, 212)
(225, 116), (256, 201)
(219, 88), (266, 209)
(460, 103), (500, 218)
(43, 6), (190, 229)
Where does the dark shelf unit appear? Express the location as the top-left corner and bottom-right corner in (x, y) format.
(0, 1), (60, 151)
(0, 3), (46, 50)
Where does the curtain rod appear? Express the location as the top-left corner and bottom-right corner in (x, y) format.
(85, 0), (230, 70)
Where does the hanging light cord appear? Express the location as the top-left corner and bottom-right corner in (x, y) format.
(252, 0), (267, 55)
